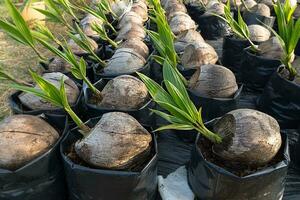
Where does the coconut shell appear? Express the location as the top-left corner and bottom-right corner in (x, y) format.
(131, 1), (148, 22)
(111, 0), (132, 18)
(99, 75), (148, 109)
(258, 37), (286, 60)
(240, 0), (257, 11)
(81, 14), (104, 38)
(168, 12), (197, 35)
(165, 2), (187, 15)
(188, 64), (238, 98)
(117, 11), (144, 29)
(174, 30), (205, 53)
(75, 112), (152, 169)
(204, 2), (225, 16)
(68, 34), (98, 55)
(116, 23), (146, 41)
(104, 48), (146, 75)
(181, 42), (218, 69)
(47, 56), (72, 73)
(0, 115), (59, 170)
(248, 24), (270, 42)
(120, 39), (149, 59)
(250, 3), (271, 17)
(19, 72), (80, 110)
(212, 109), (282, 166)
(294, 4), (300, 18)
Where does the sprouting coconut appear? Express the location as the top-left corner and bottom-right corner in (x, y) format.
(75, 112), (152, 169)
(249, 3), (271, 17)
(180, 42), (218, 69)
(116, 23), (146, 41)
(131, 0), (148, 22)
(80, 14), (104, 38)
(97, 75), (149, 109)
(48, 56), (72, 73)
(248, 24), (270, 42)
(0, 115), (59, 170)
(19, 72), (80, 110)
(188, 64), (238, 98)
(120, 39), (149, 59)
(212, 109), (282, 166)
(68, 34), (98, 55)
(174, 29), (205, 53)
(168, 12), (197, 35)
(240, 0), (257, 11)
(117, 11), (144, 29)
(103, 48), (146, 75)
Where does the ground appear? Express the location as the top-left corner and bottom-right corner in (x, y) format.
(0, 1), (67, 119)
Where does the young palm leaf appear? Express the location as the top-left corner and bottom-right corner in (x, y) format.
(91, 23), (118, 48)
(0, 0), (46, 61)
(8, 70), (90, 134)
(137, 60), (222, 143)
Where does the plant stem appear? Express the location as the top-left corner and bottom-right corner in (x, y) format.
(107, 23), (117, 34)
(107, 37), (118, 48)
(196, 124), (223, 144)
(83, 76), (103, 101)
(31, 45), (47, 62)
(65, 106), (91, 136)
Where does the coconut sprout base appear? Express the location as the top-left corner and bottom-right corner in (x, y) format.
(198, 135), (285, 177)
(277, 66), (300, 85)
(65, 133), (156, 172)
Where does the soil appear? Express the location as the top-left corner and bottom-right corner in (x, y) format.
(66, 139), (155, 172)
(198, 136), (284, 177)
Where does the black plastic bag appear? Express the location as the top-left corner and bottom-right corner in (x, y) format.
(188, 85), (243, 121)
(60, 117), (158, 200)
(221, 36), (251, 81)
(82, 79), (156, 126)
(240, 48), (281, 91)
(257, 67), (300, 129)
(243, 11), (275, 27)
(0, 114), (68, 200)
(187, 121), (290, 200)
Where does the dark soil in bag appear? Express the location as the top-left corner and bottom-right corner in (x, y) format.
(0, 114), (68, 200)
(61, 117), (158, 200)
(82, 79), (156, 127)
(240, 48), (282, 91)
(257, 67), (300, 129)
(243, 11), (275, 27)
(188, 120), (289, 200)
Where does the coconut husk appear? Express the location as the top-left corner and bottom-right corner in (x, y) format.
(111, 0), (132, 18)
(75, 112), (152, 169)
(248, 24), (270, 42)
(174, 30), (205, 53)
(168, 12), (197, 35)
(104, 48), (146, 75)
(258, 36), (287, 60)
(181, 42), (218, 69)
(117, 11), (144, 29)
(98, 75), (148, 109)
(0, 115), (59, 170)
(204, 2), (225, 16)
(249, 3), (270, 17)
(47, 56), (72, 73)
(240, 0), (257, 11)
(131, 1), (148, 22)
(68, 34), (98, 55)
(120, 39), (149, 59)
(212, 109), (282, 167)
(81, 14), (104, 39)
(294, 4), (300, 18)
(165, 1), (187, 15)
(188, 64), (238, 98)
(116, 23), (146, 41)
(19, 72), (80, 110)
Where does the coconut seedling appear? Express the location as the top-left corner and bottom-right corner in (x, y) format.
(138, 60), (282, 169)
(2, 71), (153, 170)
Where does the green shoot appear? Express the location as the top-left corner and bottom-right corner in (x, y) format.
(0, 0), (47, 61)
(212, 1), (258, 51)
(97, 0), (118, 19)
(269, 0), (300, 79)
(91, 23), (118, 48)
(0, 69), (91, 135)
(55, 0), (79, 22)
(137, 60), (222, 144)
(34, 36), (103, 100)
(70, 23), (106, 66)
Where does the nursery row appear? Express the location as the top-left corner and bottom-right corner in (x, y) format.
(0, 0), (300, 200)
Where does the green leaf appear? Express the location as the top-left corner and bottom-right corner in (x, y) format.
(154, 124), (194, 132)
